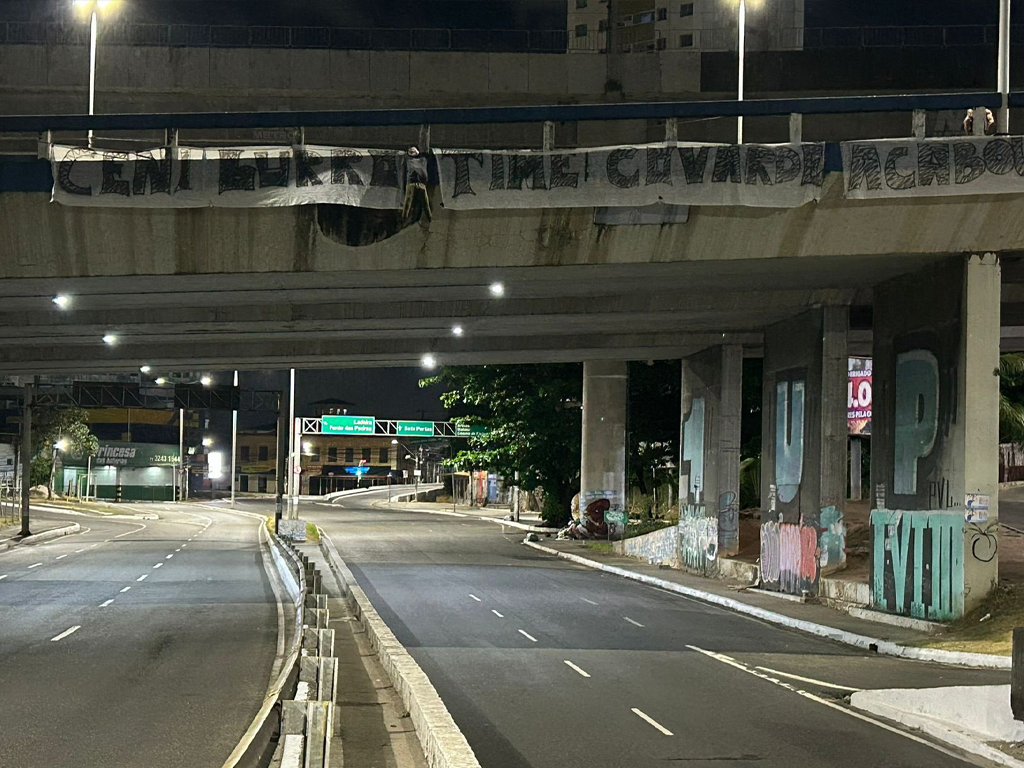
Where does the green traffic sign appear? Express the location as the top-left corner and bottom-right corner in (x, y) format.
(454, 424), (490, 437)
(397, 420), (435, 436)
(322, 415), (376, 435)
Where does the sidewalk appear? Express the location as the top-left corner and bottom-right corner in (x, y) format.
(379, 500), (557, 532)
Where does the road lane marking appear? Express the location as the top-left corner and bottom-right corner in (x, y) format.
(623, 616), (645, 627)
(631, 708), (673, 736)
(114, 523), (147, 540)
(75, 549), (86, 554)
(0, 575), (7, 580)
(752, 666), (862, 692)
(518, 629), (538, 642)
(165, 554), (173, 559)
(581, 598), (599, 606)
(120, 586), (131, 593)
(685, 645), (962, 758)
(469, 594), (481, 602)
(56, 554), (68, 560)
(28, 562), (42, 569)
(175, 548), (181, 552)
(99, 599), (114, 608)
(491, 610), (504, 618)
(50, 626), (81, 642)
(89, 543), (99, 548)
(136, 574), (148, 581)
(153, 563), (163, 569)
(564, 660), (591, 678)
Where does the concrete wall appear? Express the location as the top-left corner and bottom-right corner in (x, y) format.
(622, 524), (679, 567)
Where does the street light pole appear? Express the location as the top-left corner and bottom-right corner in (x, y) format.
(737, 0), (746, 144)
(230, 370), (238, 508)
(88, 8), (97, 146)
(998, 0), (1011, 134)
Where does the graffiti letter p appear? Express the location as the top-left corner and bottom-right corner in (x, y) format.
(894, 350), (939, 496)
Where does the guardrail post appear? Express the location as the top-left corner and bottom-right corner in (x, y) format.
(974, 105), (989, 136)
(912, 109), (926, 139)
(788, 113), (803, 143)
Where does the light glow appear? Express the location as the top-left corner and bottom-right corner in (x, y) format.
(421, 354), (437, 369)
(489, 282), (505, 297)
(53, 295), (71, 309)
(102, 334), (117, 345)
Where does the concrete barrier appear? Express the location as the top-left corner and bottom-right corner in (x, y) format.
(0, 523), (81, 554)
(318, 529), (482, 768)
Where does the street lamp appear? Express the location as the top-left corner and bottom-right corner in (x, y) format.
(72, 0), (120, 147)
(52, 294), (71, 309)
(737, 0), (747, 144)
(998, 0), (1011, 133)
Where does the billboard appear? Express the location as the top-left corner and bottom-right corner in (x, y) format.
(848, 358), (872, 436)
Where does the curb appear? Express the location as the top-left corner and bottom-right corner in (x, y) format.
(523, 540), (1012, 670)
(377, 501), (560, 534)
(317, 530), (482, 768)
(850, 695), (1024, 768)
(0, 523), (81, 554)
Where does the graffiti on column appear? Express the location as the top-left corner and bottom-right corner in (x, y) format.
(717, 491), (739, 556)
(680, 503), (718, 576)
(760, 519), (819, 594)
(870, 509), (964, 620)
(681, 397), (705, 502)
(775, 381), (805, 504)
(894, 350), (939, 496)
(819, 505), (847, 574)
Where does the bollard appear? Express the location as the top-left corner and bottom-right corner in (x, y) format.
(1012, 629), (1024, 721)
(305, 593), (328, 611)
(305, 701), (331, 768)
(318, 657), (339, 704)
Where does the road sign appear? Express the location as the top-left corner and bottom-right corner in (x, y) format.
(454, 423), (490, 437)
(605, 510), (626, 526)
(397, 420), (434, 436)
(322, 415), (376, 435)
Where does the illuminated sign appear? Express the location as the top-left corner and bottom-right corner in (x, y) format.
(848, 359), (872, 436)
(321, 415), (376, 435)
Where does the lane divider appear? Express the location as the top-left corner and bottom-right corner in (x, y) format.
(631, 708), (673, 736)
(518, 629), (538, 643)
(50, 625), (80, 642)
(564, 660), (591, 678)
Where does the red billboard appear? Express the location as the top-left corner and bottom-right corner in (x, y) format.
(848, 359), (872, 436)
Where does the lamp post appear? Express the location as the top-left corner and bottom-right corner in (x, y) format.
(737, 0), (746, 144)
(392, 439), (420, 498)
(998, 0), (1011, 134)
(72, 0), (117, 147)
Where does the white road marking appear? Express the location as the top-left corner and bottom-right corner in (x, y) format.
(136, 574), (148, 582)
(153, 563), (163, 569)
(623, 616), (645, 627)
(0, 575), (7, 580)
(175, 548), (181, 552)
(56, 554), (68, 560)
(518, 629), (538, 642)
(75, 549), (86, 554)
(469, 594), (481, 602)
(632, 708), (673, 736)
(114, 523), (147, 540)
(28, 562), (42, 569)
(165, 554), (173, 559)
(685, 645), (964, 758)
(89, 543), (99, 548)
(491, 610), (504, 618)
(564, 660), (591, 678)
(99, 599), (114, 608)
(120, 586), (131, 593)
(50, 626), (81, 642)
(752, 665), (862, 692)
(581, 598), (599, 606)
(182, 543), (187, 548)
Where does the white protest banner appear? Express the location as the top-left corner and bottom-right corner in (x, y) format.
(842, 135), (1024, 200)
(50, 145), (404, 209)
(436, 142), (825, 210)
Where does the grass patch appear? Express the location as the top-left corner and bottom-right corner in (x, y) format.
(913, 583), (1024, 656)
(305, 522), (320, 542)
(586, 541), (614, 554)
(625, 519), (675, 539)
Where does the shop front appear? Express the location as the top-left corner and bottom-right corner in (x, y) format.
(60, 441), (180, 502)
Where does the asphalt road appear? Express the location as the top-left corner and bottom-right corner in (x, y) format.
(236, 489), (1011, 768)
(0, 502), (280, 768)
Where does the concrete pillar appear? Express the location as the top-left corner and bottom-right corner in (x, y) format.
(760, 306), (849, 595)
(871, 254), (1000, 620)
(680, 345), (742, 564)
(20, 384), (32, 537)
(580, 361), (627, 538)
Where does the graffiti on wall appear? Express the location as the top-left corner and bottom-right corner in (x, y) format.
(680, 503), (718, 576)
(718, 491), (739, 556)
(760, 519), (819, 594)
(819, 505), (847, 574)
(624, 525), (680, 567)
(682, 397), (705, 501)
(775, 380), (805, 504)
(870, 509), (964, 620)
(893, 350), (939, 496)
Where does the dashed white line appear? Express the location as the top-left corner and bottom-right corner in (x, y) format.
(564, 660), (591, 678)
(120, 586), (131, 593)
(99, 599), (114, 608)
(623, 616), (645, 627)
(175, 548), (181, 553)
(491, 610), (504, 618)
(581, 597), (599, 606)
(136, 574), (148, 582)
(153, 563), (163, 569)
(632, 708), (673, 736)
(469, 594), (481, 602)
(165, 554), (173, 559)
(50, 626), (81, 642)
(56, 554), (68, 560)
(27, 562), (42, 569)
(0, 575), (7, 580)
(75, 549), (86, 554)
(752, 666), (862, 692)
(518, 629), (538, 642)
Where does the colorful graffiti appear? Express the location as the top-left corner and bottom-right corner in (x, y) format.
(775, 380), (805, 504)
(893, 350), (939, 496)
(819, 505), (846, 574)
(760, 519), (819, 594)
(718, 490), (739, 556)
(624, 525), (680, 567)
(682, 397), (705, 501)
(870, 509), (964, 620)
(680, 503), (718, 576)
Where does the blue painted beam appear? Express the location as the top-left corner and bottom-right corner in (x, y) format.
(0, 92), (1001, 133)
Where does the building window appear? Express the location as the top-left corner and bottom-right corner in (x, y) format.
(362, 448), (372, 462)
(575, 23), (588, 37)
(575, 0), (587, 7)
(680, 2), (694, 17)
(636, 11), (655, 23)
(310, 445), (321, 462)
(345, 447), (354, 463)
(241, 445), (250, 462)
(657, 7), (668, 21)
(679, 33), (694, 47)
(328, 447), (338, 462)
(379, 448), (389, 464)
(258, 445), (268, 461)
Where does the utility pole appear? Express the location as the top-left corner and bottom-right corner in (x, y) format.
(230, 370), (238, 508)
(275, 397), (287, 535)
(287, 368), (296, 517)
(998, 0), (1012, 133)
(19, 382), (32, 537)
(178, 407), (186, 501)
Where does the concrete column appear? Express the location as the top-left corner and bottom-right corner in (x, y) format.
(680, 345), (742, 560)
(871, 254), (1000, 620)
(580, 361), (627, 537)
(761, 306), (848, 594)
(20, 384), (32, 537)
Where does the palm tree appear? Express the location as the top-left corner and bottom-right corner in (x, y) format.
(999, 354), (1024, 446)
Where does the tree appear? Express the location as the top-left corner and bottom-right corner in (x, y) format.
(422, 365), (582, 526)
(1000, 353), (1024, 446)
(627, 361), (680, 496)
(30, 405), (98, 498)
